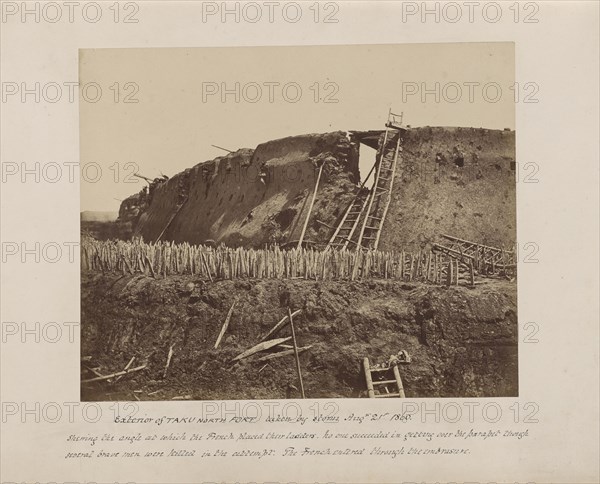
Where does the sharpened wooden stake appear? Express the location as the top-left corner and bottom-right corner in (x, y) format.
(288, 307), (305, 399)
(469, 259), (475, 286)
(121, 255), (134, 275)
(163, 344), (175, 378)
(215, 300), (237, 349)
(201, 252), (213, 282)
(144, 255), (156, 278)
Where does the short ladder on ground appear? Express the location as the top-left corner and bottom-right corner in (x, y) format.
(363, 357), (407, 398)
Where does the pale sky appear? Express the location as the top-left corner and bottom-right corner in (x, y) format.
(80, 43), (514, 211)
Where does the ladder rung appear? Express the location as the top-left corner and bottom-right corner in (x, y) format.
(375, 393), (401, 398)
(365, 226), (379, 230)
(369, 367), (390, 372)
(368, 215), (382, 220)
(372, 379), (397, 385)
(362, 236), (376, 240)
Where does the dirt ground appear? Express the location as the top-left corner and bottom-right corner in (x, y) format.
(81, 273), (518, 401)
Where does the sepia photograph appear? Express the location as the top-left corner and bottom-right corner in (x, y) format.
(2, 2), (599, 483)
(79, 43), (518, 401)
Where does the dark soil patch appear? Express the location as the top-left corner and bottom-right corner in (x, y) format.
(81, 274), (518, 401)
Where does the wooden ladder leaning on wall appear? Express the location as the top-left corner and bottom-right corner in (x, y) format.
(326, 110), (408, 252)
(355, 110), (407, 252)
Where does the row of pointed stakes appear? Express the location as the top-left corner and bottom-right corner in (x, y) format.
(81, 238), (476, 285)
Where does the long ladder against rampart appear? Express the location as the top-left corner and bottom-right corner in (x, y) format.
(326, 110), (407, 252)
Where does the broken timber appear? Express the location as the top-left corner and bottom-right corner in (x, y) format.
(155, 198), (190, 243)
(297, 161), (325, 249)
(260, 309), (302, 342)
(256, 345), (312, 362)
(288, 307), (306, 399)
(163, 344), (175, 378)
(81, 364), (147, 384)
(232, 337), (291, 362)
(214, 300), (237, 349)
(114, 356), (135, 382)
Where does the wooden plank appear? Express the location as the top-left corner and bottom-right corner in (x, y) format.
(469, 259), (475, 286)
(286, 189), (310, 245)
(214, 300), (237, 349)
(82, 364), (147, 384)
(155, 201), (187, 243)
(256, 345), (312, 362)
(115, 356), (135, 382)
(297, 161), (325, 249)
(260, 309), (302, 342)
(232, 337), (291, 362)
(288, 308), (306, 398)
(84, 365), (107, 381)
